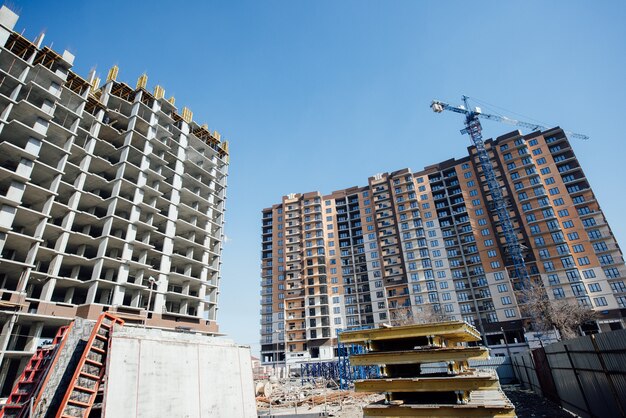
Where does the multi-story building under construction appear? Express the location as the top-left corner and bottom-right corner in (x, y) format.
(260, 127), (625, 369)
(0, 7), (229, 395)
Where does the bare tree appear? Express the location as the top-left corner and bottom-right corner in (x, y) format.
(519, 281), (597, 340)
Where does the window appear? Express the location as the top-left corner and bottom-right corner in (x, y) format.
(501, 296), (512, 305)
(605, 268), (620, 278)
(599, 255), (614, 265)
(588, 230), (601, 239)
(484, 239), (494, 246)
(571, 283), (585, 296)
(552, 232), (565, 243)
(578, 257), (589, 266)
(583, 269), (596, 279)
(610, 281), (626, 292)
(593, 242), (609, 252)
(497, 284), (508, 292)
(572, 244), (585, 253)
(490, 261), (501, 268)
(563, 220), (575, 228)
(549, 187), (560, 195)
(553, 288), (565, 299)
(557, 209), (570, 217)
(567, 232), (580, 240)
(536, 157), (547, 165)
(588, 283), (601, 292)
(553, 198), (564, 206)
(540, 167), (551, 175)
(594, 297), (608, 307)
(561, 256), (575, 268)
(548, 274), (560, 285)
(504, 309), (516, 318)
(566, 269), (580, 282)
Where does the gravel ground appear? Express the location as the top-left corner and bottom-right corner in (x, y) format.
(503, 385), (577, 418)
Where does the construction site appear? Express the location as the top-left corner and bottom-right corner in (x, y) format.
(2, 1), (626, 418)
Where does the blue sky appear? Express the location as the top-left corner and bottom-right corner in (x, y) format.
(15, 1), (626, 353)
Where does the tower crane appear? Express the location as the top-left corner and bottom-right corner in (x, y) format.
(430, 96), (588, 289)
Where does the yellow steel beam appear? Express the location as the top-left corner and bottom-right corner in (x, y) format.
(355, 374), (499, 393)
(350, 347), (489, 366)
(339, 321), (481, 345)
(363, 404), (516, 417)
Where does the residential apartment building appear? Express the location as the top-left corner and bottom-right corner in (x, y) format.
(0, 7), (228, 395)
(260, 127), (625, 368)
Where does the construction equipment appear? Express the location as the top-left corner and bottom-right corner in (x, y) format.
(341, 321), (516, 417)
(55, 313), (124, 418)
(431, 96), (588, 289)
(0, 325), (71, 418)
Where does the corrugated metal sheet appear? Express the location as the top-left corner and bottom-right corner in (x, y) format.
(512, 329), (626, 418)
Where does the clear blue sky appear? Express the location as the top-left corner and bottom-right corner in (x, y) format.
(15, 1), (626, 353)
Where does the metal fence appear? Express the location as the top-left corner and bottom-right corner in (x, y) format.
(512, 329), (626, 418)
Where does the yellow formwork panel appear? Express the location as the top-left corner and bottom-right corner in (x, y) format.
(363, 404), (517, 417)
(350, 346), (489, 366)
(355, 373), (500, 393)
(339, 321), (481, 345)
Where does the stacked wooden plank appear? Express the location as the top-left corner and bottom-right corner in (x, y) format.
(339, 321), (516, 417)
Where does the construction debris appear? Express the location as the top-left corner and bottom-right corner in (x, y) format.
(339, 321), (517, 417)
(255, 377), (383, 417)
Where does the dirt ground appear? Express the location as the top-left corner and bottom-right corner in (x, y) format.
(503, 385), (577, 418)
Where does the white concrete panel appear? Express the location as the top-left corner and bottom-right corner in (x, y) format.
(104, 327), (256, 418)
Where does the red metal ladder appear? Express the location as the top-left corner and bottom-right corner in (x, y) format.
(55, 313), (124, 418)
(0, 325), (71, 418)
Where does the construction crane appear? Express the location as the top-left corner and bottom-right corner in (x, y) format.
(430, 96), (588, 289)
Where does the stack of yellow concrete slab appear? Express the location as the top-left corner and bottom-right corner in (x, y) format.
(339, 321), (516, 417)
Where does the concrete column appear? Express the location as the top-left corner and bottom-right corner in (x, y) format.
(23, 321), (44, 352)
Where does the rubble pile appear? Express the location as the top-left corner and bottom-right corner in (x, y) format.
(255, 377), (383, 416)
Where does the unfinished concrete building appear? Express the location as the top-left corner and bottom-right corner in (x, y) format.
(260, 128), (626, 370)
(0, 6), (229, 395)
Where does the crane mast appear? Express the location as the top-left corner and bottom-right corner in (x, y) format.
(432, 96), (531, 288)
